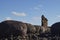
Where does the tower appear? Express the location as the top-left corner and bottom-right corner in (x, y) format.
(41, 15), (48, 27)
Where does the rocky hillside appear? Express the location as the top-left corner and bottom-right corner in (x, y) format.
(0, 20), (51, 40)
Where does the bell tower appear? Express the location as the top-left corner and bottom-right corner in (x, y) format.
(41, 15), (48, 27)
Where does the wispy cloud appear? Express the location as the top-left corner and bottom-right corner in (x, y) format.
(12, 11), (26, 16)
(32, 16), (41, 21)
(5, 17), (12, 20)
(34, 5), (43, 10)
(30, 4), (46, 14)
(27, 16), (41, 25)
(57, 15), (60, 18)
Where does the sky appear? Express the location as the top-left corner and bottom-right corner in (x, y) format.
(0, 0), (60, 26)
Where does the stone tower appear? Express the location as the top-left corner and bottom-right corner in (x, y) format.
(41, 15), (48, 27)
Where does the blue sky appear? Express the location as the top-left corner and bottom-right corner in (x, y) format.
(0, 0), (60, 26)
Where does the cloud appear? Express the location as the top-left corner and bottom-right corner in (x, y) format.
(33, 5), (43, 10)
(57, 15), (60, 18)
(30, 4), (46, 14)
(26, 16), (41, 25)
(5, 17), (12, 20)
(32, 16), (41, 21)
(54, 15), (60, 19)
(34, 6), (40, 10)
(12, 11), (26, 16)
(31, 16), (41, 25)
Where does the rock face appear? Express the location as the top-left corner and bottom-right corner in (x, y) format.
(0, 20), (37, 38)
(41, 15), (48, 27)
(40, 15), (48, 34)
(51, 22), (60, 36)
(34, 25), (40, 34)
(0, 20), (27, 38)
(0, 15), (52, 40)
(25, 23), (36, 34)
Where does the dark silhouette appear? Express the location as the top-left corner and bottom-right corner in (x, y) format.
(0, 20), (27, 38)
(51, 22), (60, 36)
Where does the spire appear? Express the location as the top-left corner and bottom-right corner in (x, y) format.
(41, 15), (48, 27)
(41, 15), (48, 21)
